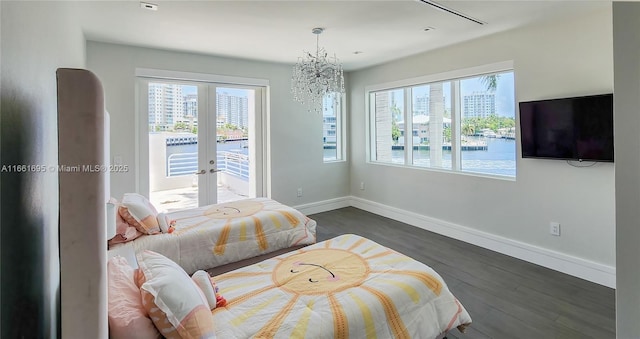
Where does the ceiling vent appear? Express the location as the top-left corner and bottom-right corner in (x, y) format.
(417, 0), (485, 25)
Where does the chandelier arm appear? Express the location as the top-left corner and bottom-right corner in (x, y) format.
(291, 27), (344, 113)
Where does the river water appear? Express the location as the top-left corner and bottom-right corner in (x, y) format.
(170, 138), (516, 177)
(363, 137), (516, 177)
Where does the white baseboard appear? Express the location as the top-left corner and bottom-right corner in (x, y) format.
(305, 196), (616, 288)
(293, 196), (351, 216)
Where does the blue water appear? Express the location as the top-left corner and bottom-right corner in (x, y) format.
(167, 140), (248, 158)
(389, 138), (516, 177)
(170, 138), (516, 177)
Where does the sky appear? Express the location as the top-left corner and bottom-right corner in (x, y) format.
(181, 85), (250, 97)
(177, 71), (516, 117)
(391, 71), (515, 118)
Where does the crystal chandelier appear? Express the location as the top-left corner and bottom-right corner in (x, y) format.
(291, 27), (345, 113)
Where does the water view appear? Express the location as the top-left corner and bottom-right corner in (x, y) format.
(359, 137), (516, 177)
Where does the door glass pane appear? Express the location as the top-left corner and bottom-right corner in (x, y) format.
(216, 87), (252, 203)
(460, 72), (516, 176)
(148, 83), (199, 211)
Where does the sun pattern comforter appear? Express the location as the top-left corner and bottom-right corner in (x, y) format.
(212, 234), (472, 338)
(116, 198), (316, 275)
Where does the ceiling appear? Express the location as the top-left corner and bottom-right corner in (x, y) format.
(75, 0), (611, 71)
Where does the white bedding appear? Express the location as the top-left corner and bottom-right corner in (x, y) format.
(111, 198), (316, 274)
(211, 234), (471, 338)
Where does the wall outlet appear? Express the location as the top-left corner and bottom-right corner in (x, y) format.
(297, 188), (303, 197)
(550, 222), (561, 236)
(360, 182), (365, 190)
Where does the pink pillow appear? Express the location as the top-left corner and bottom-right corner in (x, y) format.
(108, 208), (143, 247)
(107, 256), (160, 339)
(119, 193), (161, 235)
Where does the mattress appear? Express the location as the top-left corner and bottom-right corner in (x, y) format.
(111, 198), (316, 274)
(211, 234), (471, 338)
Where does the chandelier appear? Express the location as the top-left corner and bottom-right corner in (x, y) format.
(291, 27), (345, 113)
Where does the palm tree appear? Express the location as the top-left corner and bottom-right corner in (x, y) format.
(462, 123), (475, 136)
(480, 74), (500, 92)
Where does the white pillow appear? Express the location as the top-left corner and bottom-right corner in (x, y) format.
(136, 251), (215, 339)
(119, 193), (160, 235)
(191, 270), (218, 310)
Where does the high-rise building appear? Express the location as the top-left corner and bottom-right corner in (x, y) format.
(184, 94), (197, 118)
(323, 94), (339, 144)
(217, 92), (249, 129)
(415, 95), (430, 115)
(463, 92), (496, 118)
(148, 83), (185, 131)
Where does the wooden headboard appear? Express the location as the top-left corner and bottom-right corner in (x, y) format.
(57, 68), (110, 339)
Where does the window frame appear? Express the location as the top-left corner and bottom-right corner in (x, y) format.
(365, 61), (515, 179)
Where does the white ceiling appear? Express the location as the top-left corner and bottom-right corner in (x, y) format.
(76, 0), (611, 71)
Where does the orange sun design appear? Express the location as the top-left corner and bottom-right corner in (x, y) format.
(168, 199), (309, 255)
(211, 234), (446, 338)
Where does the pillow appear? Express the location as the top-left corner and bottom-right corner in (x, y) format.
(157, 212), (175, 234)
(107, 256), (160, 339)
(108, 206), (143, 247)
(191, 270), (226, 310)
(119, 193), (161, 235)
(137, 251), (215, 339)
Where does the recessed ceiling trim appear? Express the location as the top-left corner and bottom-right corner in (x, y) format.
(417, 0), (486, 25)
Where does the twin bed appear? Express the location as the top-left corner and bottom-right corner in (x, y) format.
(110, 197), (317, 275)
(57, 68), (471, 338)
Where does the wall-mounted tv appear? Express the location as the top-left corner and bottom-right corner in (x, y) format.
(519, 93), (614, 162)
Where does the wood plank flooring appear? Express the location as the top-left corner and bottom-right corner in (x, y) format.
(309, 207), (616, 339)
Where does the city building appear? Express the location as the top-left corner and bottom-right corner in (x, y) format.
(463, 92), (496, 118)
(217, 91), (249, 129)
(148, 83), (185, 131)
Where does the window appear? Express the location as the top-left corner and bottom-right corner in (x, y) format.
(368, 64), (515, 177)
(323, 92), (344, 162)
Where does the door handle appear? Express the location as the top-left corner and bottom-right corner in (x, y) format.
(210, 169), (222, 173)
(195, 169), (206, 175)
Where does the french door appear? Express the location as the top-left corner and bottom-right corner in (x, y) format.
(137, 76), (265, 211)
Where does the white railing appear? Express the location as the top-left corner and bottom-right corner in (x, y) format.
(217, 151), (250, 180)
(167, 152), (198, 176)
(167, 151), (249, 180)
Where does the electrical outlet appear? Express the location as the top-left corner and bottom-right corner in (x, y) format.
(360, 182), (365, 190)
(550, 222), (561, 236)
(297, 188), (303, 197)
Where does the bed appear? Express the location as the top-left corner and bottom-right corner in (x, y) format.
(118, 233), (471, 339)
(110, 197), (317, 275)
(58, 68), (470, 339)
(210, 234), (471, 338)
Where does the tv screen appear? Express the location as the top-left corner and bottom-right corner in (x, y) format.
(519, 93), (614, 162)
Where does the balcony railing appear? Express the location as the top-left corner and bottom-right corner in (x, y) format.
(167, 152), (198, 176)
(167, 151), (249, 180)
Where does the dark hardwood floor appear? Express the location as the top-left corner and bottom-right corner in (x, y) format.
(309, 207), (616, 339)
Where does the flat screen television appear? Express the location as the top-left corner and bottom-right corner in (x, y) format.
(519, 93), (614, 162)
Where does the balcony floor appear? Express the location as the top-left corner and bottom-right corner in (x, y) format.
(150, 184), (248, 212)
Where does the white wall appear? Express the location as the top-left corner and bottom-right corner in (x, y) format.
(86, 42), (350, 206)
(0, 1), (85, 338)
(349, 8), (615, 283)
(613, 2), (640, 337)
